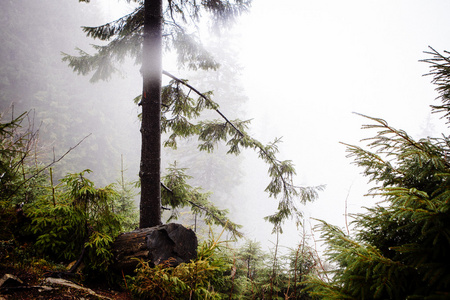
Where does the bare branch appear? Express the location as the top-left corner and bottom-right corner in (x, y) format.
(5, 134), (92, 202)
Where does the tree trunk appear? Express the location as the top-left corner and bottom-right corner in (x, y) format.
(139, 0), (163, 228)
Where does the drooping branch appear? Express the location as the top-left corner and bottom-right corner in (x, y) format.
(161, 70), (323, 230)
(162, 72), (302, 191)
(163, 70), (245, 137)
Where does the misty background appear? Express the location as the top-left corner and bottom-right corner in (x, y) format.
(235, 0), (450, 251)
(1, 0), (449, 253)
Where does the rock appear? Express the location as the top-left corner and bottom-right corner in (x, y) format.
(112, 223), (198, 274)
(0, 274), (23, 289)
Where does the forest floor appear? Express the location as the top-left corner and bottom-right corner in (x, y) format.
(0, 264), (132, 300)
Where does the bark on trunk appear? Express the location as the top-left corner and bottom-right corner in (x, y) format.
(139, 0), (163, 228)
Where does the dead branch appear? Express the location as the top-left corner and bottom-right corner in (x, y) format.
(5, 134), (92, 202)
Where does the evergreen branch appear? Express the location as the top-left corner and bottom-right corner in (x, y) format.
(82, 6), (144, 41)
(163, 70), (244, 136)
(62, 31), (142, 82)
(346, 114), (450, 185)
(305, 49), (450, 299)
(356, 113), (420, 151)
(161, 165), (243, 238)
(166, 1), (194, 30)
(421, 46), (450, 123)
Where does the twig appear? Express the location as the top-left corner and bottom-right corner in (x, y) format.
(68, 247), (86, 273)
(344, 183), (353, 236)
(5, 134), (92, 202)
(270, 230), (280, 299)
(309, 219), (330, 281)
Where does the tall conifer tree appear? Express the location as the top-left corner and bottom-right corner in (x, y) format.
(140, 0), (163, 228)
(65, 0), (320, 232)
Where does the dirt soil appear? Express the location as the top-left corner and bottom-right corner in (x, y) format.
(0, 266), (132, 300)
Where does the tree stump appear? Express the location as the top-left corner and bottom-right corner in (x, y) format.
(112, 223), (197, 274)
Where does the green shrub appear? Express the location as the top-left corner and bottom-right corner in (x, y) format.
(27, 170), (123, 269)
(130, 238), (232, 299)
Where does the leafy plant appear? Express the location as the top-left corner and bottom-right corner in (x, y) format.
(0, 109), (139, 278)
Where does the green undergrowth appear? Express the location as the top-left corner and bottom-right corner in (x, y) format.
(1, 110), (317, 299)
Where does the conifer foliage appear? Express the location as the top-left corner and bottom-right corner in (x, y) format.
(304, 49), (450, 299)
(28, 170), (123, 269)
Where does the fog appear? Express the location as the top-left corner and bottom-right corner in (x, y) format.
(230, 0), (450, 251)
(3, 0), (450, 255)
